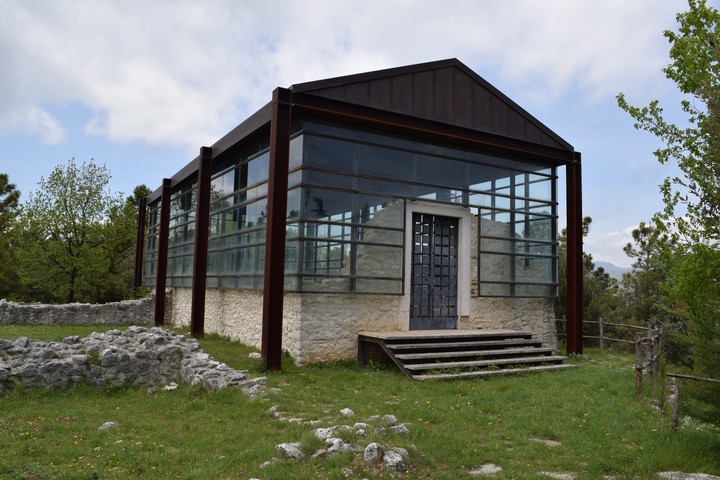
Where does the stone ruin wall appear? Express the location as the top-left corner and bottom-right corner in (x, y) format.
(0, 297), (154, 326)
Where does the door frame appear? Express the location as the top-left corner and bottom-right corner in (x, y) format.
(399, 201), (472, 330)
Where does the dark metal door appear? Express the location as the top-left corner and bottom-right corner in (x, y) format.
(410, 213), (458, 330)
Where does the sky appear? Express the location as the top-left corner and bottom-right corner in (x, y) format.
(0, 0), (697, 267)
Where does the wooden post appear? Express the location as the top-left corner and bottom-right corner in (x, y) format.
(261, 87), (292, 372)
(190, 147), (213, 338)
(635, 335), (643, 394)
(154, 178), (172, 327)
(671, 376), (678, 423)
(598, 316), (604, 353)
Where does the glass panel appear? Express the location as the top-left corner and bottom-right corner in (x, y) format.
(304, 135), (355, 172)
(304, 170), (354, 189)
(301, 276), (350, 292)
(514, 215), (553, 241)
(211, 168), (235, 200)
(358, 144), (415, 180)
(469, 163), (510, 190)
(417, 154), (467, 187)
(358, 177), (413, 196)
(528, 178), (552, 201)
(301, 188), (353, 221)
(479, 283), (511, 296)
(480, 216), (512, 238)
(515, 256), (553, 283)
(357, 227), (403, 245)
(287, 188), (301, 219)
(355, 245), (402, 277)
(479, 253), (512, 282)
(480, 238), (514, 254)
(289, 135), (303, 170)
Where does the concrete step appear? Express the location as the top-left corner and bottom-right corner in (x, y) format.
(403, 355), (569, 371)
(412, 363), (578, 381)
(386, 338), (542, 351)
(395, 347), (554, 361)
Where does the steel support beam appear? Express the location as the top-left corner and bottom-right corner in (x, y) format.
(565, 155), (583, 354)
(261, 87), (292, 371)
(134, 196), (147, 291)
(191, 147), (213, 338)
(154, 178), (172, 327)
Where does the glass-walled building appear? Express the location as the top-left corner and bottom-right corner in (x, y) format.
(138, 59), (583, 364)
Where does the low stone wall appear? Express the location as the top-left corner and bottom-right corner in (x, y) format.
(0, 326), (267, 397)
(0, 297), (154, 325)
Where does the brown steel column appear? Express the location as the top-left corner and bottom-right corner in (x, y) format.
(134, 196), (147, 291)
(191, 147), (213, 337)
(154, 178), (172, 327)
(565, 155), (583, 354)
(261, 87), (292, 371)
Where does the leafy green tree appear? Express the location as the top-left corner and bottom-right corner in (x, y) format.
(620, 222), (675, 325)
(555, 217), (621, 341)
(618, 0), (720, 397)
(618, 0), (720, 244)
(0, 174), (21, 299)
(14, 159), (124, 303)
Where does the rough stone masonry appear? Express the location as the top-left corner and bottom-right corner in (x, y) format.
(0, 326), (267, 397)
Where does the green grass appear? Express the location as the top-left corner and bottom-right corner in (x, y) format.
(1, 325), (719, 479)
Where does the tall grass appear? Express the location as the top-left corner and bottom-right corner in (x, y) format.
(0, 325), (718, 479)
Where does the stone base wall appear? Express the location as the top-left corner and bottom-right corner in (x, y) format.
(165, 288), (557, 364)
(462, 297), (558, 351)
(0, 297), (154, 326)
(167, 288), (400, 364)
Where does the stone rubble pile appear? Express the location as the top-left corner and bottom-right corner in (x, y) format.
(266, 407), (412, 475)
(0, 326), (267, 397)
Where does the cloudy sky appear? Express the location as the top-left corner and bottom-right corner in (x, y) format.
(0, 0), (693, 267)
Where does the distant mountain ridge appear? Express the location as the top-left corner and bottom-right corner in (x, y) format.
(595, 261), (633, 280)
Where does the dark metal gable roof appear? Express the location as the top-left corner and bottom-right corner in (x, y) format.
(291, 58), (573, 151)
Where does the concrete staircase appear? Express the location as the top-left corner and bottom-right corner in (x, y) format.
(358, 330), (576, 380)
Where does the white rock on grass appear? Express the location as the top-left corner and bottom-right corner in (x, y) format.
(275, 442), (304, 459)
(382, 450), (407, 473)
(363, 442), (384, 463)
(469, 463), (502, 476)
(657, 473), (720, 480)
(98, 421), (118, 430)
(340, 407), (355, 416)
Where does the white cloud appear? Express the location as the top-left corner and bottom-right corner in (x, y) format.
(585, 225), (638, 267)
(0, 0), (682, 150)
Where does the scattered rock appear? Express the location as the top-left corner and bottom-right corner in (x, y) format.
(539, 472), (576, 480)
(275, 442), (304, 459)
(163, 382), (178, 391)
(382, 450), (407, 473)
(248, 352), (262, 360)
(146, 387), (157, 395)
(98, 422), (118, 431)
(389, 423), (410, 435)
(340, 407), (355, 416)
(657, 473), (720, 480)
(381, 414), (398, 426)
(314, 426), (337, 440)
(469, 463), (502, 476)
(363, 442), (384, 463)
(530, 437), (562, 447)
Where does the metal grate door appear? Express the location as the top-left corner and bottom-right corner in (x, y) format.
(410, 213), (458, 330)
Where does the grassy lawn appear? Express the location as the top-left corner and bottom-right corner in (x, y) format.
(1, 325), (719, 480)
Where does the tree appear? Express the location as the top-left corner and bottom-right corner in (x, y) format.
(0, 174), (21, 299)
(14, 159), (124, 303)
(555, 217), (621, 337)
(618, 0), (720, 402)
(617, 0), (720, 244)
(620, 222), (675, 325)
